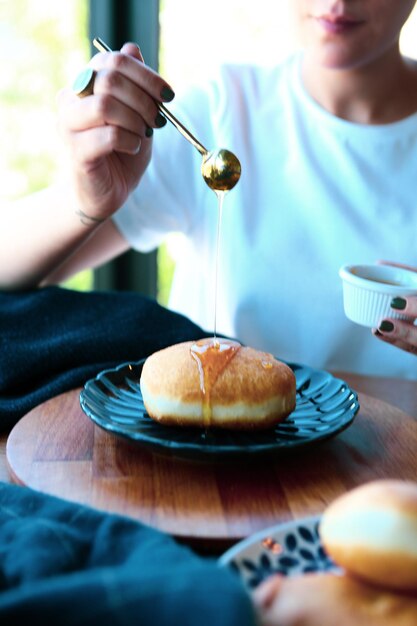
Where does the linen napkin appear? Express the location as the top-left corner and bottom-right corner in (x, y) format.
(0, 288), (256, 625)
(0, 286), (209, 429)
(0, 482), (256, 626)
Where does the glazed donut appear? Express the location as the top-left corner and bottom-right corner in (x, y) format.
(140, 338), (296, 430)
(319, 479), (417, 592)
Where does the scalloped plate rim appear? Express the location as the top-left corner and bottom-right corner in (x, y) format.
(79, 359), (360, 458)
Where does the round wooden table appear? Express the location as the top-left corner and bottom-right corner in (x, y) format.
(6, 381), (417, 553)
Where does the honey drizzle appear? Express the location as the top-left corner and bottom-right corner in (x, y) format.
(213, 190), (225, 340)
(190, 338), (240, 428)
(190, 189), (240, 428)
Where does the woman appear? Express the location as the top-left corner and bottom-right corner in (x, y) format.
(1, 0), (417, 377)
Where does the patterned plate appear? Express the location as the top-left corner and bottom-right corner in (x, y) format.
(79, 360), (359, 460)
(219, 516), (338, 589)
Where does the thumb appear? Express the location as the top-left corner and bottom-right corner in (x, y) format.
(120, 41), (144, 62)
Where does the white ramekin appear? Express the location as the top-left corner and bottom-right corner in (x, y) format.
(339, 264), (417, 328)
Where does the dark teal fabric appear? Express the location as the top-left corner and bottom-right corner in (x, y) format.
(0, 288), (255, 624)
(0, 286), (209, 429)
(0, 483), (256, 625)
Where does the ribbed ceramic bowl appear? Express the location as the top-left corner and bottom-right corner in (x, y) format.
(339, 264), (417, 328)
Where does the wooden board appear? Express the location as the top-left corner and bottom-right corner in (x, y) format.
(6, 387), (417, 552)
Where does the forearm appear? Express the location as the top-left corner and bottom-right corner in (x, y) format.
(0, 183), (103, 291)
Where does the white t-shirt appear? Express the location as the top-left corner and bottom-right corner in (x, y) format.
(113, 54), (417, 379)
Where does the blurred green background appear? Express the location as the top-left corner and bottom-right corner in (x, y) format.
(0, 0), (174, 300)
(0, 0), (93, 290)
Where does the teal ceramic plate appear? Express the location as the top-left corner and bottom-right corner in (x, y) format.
(79, 360), (359, 460)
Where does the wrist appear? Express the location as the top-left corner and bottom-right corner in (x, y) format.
(74, 207), (106, 226)
(53, 174), (111, 230)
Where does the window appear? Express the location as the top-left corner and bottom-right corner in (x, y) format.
(0, 0), (91, 290)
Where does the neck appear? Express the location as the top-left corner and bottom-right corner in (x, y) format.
(301, 47), (417, 124)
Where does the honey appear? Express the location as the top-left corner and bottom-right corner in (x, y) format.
(213, 190), (225, 340)
(190, 338), (240, 427)
(190, 182), (241, 427)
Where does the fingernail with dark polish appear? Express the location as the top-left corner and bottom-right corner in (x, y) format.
(379, 320), (394, 333)
(145, 126), (153, 138)
(373, 329), (382, 337)
(155, 112), (167, 128)
(161, 86), (175, 102)
(391, 296), (407, 310)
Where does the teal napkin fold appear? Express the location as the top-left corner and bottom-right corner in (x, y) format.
(0, 286), (209, 429)
(0, 482), (256, 625)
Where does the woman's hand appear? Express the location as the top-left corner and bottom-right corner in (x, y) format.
(57, 42), (175, 223)
(373, 262), (417, 355)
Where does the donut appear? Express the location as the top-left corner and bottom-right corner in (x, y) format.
(140, 338), (296, 430)
(319, 479), (417, 592)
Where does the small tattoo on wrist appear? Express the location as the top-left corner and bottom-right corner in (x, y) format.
(75, 208), (105, 226)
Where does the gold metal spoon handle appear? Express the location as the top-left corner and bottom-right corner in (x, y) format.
(92, 37), (208, 156)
